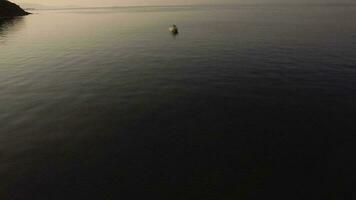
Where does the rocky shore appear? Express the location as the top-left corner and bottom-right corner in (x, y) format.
(0, 0), (30, 17)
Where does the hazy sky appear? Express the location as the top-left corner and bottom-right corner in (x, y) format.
(14, 0), (356, 7)
(15, 0), (234, 7)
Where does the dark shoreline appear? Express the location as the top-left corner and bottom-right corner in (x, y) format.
(0, 0), (31, 18)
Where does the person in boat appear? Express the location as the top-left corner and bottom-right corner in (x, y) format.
(170, 24), (178, 34)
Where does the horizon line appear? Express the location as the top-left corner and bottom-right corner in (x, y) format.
(23, 2), (356, 11)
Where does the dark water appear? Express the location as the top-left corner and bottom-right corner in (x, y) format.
(1, 5), (356, 199)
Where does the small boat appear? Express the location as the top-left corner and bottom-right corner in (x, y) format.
(169, 24), (179, 34)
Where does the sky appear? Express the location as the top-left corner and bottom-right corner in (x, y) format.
(13, 0), (356, 7)
(15, 0), (234, 7)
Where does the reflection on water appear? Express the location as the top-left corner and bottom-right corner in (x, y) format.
(0, 5), (356, 199)
(0, 17), (25, 39)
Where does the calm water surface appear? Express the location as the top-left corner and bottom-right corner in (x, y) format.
(0, 5), (356, 199)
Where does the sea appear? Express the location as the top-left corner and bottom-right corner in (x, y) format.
(0, 4), (356, 199)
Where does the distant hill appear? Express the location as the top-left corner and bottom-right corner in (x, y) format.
(0, 0), (30, 17)
(19, 3), (62, 10)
